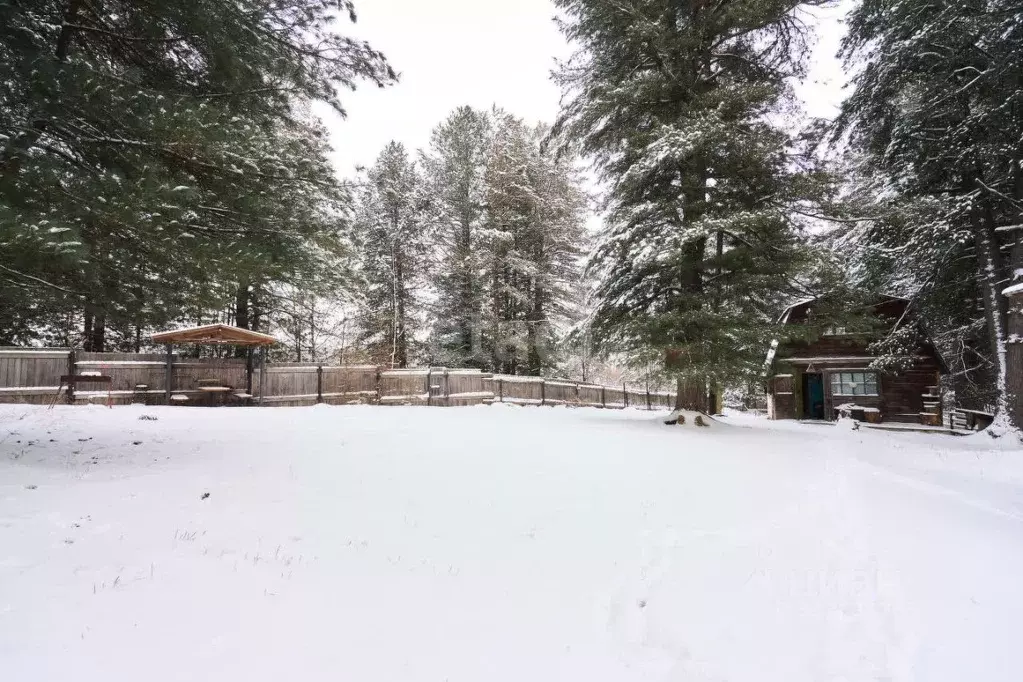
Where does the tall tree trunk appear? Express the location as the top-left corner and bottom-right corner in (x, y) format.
(972, 194), (1010, 420)
(234, 280), (250, 357)
(250, 285), (263, 333)
(670, 235), (707, 412)
(459, 215), (475, 364)
(1005, 155), (1023, 432)
(674, 377), (706, 411)
(526, 277), (540, 376)
(395, 252), (407, 368)
(667, 155), (709, 412)
(309, 307), (317, 363)
(1006, 261), (1023, 431)
(83, 309), (94, 351)
(491, 257), (502, 371)
(91, 310), (106, 353)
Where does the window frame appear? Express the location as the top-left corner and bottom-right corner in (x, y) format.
(829, 371), (879, 397)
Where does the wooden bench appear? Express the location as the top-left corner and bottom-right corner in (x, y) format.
(49, 374), (112, 409)
(951, 408), (994, 431)
(835, 404), (881, 423)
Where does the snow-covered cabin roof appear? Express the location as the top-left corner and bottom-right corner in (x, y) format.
(777, 293), (911, 325)
(777, 298), (816, 324)
(150, 324), (276, 346)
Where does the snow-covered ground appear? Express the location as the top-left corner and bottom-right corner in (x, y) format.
(2, 404), (1022, 682)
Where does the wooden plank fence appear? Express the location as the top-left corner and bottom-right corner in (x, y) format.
(0, 347), (72, 404)
(0, 348), (678, 410)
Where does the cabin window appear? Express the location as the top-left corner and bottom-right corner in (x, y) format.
(830, 371), (878, 396)
(823, 326), (847, 336)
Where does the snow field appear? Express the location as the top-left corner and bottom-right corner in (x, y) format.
(1, 403), (1022, 681)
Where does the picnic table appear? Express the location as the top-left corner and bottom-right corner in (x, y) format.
(193, 379), (254, 406)
(196, 380), (234, 406)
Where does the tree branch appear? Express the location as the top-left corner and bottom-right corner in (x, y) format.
(0, 264), (79, 296)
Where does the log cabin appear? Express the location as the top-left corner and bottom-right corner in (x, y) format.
(765, 295), (948, 425)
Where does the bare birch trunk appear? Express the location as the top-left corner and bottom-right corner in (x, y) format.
(973, 195), (1011, 424)
(1006, 285), (1023, 431)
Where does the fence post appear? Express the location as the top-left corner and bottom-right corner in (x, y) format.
(646, 388), (651, 411)
(65, 349), (76, 404)
(164, 344), (173, 405)
(623, 382), (628, 408)
(444, 369), (450, 407)
(575, 382), (580, 405)
(540, 379), (546, 406)
(601, 385), (606, 408)
(316, 364), (323, 404)
(498, 378), (503, 402)
(426, 369), (432, 406)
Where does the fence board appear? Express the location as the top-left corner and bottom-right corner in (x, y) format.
(492, 375), (543, 404)
(604, 388), (626, 408)
(445, 370), (490, 405)
(379, 369), (430, 404)
(322, 366), (378, 400)
(0, 349), (69, 391)
(263, 365), (318, 398)
(577, 385), (604, 407)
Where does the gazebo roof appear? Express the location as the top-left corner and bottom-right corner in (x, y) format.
(151, 324), (277, 346)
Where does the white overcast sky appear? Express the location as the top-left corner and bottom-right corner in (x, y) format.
(324, 0), (851, 177)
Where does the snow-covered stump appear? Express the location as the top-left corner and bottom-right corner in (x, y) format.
(663, 409), (717, 427)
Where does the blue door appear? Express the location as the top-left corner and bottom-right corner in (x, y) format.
(803, 373), (825, 419)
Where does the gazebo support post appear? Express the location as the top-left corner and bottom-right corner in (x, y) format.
(164, 344), (173, 404)
(245, 347), (253, 395)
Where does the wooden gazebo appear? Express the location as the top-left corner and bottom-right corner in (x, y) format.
(151, 324), (276, 404)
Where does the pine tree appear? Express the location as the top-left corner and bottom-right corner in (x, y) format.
(485, 112), (539, 373)
(522, 129), (589, 375)
(0, 0), (395, 347)
(484, 111), (588, 374)
(419, 107), (588, 374)
(353, 142), (430, 368)
(835, 0), (1023, 432)
(552, 0), (833, 410)
(421, 107), (492, 367)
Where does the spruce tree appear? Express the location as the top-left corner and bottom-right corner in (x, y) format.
(0, 0), (395, 347)
(421, 107), (492, 368)
(484, 111), (588, 374)
(420, 107), (588, 374)
(552, 0), (833, 410)
(352, 142), (429, 368)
